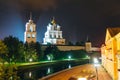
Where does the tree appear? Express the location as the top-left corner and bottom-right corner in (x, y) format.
(75, 41), (85, 46)
(0, 40), (8, 63)
(3, 36), (24, 63)
(44, 45), (60, 60)
(34, 42), (42, 61)
(0, 41), (20, 80)
(47, 54), (53, 61)
(75, 41), (80, 46)
(24, 42), (38, 62)
(68, 41), (74, 45)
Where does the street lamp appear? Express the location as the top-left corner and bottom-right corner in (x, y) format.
(47, 56), (51, 61)
(29, 58), (33, 62)
(93, 58), (99, 80)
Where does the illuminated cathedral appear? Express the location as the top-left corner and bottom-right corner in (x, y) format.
(24, 13), (36, 43)
(43, 18), (65, 45)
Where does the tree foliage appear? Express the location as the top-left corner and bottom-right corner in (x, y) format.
(0, 40), (8, 63)
(3, 36), (24, 63)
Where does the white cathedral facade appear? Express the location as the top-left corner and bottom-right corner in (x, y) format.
(24, 15), (65, 45)
(43, 18), (65, 45)
(24, 14), (36, 43)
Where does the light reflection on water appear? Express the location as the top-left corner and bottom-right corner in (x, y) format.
(68, 64), (71, 69)
(18, 60), (89, 80)
(18, 63), (73, 80)
(29, 72), (32, 78)
(47, 67), (53, 74)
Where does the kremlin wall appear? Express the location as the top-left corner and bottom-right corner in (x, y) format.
(42, 45), (100, 52)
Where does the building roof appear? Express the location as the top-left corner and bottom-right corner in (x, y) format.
(107, 27), (120, 37)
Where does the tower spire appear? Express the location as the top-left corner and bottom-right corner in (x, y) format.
(86, 36), (90, 42)
(30, 12), (32, 20)
(51, 16), (56, 25)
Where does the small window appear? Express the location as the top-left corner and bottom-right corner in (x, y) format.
(30, 26), (33, 32)
(50, 35), (52, 38)
(58, 35), (60, 38)
(32, 34), (35, 38)
(27, 34), (31, 38)
(54, 35), (56, 38)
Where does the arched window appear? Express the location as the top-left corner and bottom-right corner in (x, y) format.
(27, 34), (31, 38)
(32, 34), (35, 38)
(30, 26), (33, 32)
(50, 34), (52, 38)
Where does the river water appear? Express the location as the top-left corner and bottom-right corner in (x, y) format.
(18, 60), (88, 80)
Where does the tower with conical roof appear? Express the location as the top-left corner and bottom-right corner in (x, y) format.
(85, 36), (92, 52)
(43, 17), (65, 45)
(24, 12), (36, 43)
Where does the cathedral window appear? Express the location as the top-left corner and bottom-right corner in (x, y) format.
(30, 26), (33, 32)
(54, 35), (56, 38)
(32, 34), (35, 38)
(58, 35), (60, 38)
(50, 34), (52, 38)
(27, 34), (31, 38)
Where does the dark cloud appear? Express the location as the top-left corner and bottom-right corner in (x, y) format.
(96, 0), (120, 16)
(0, 0), (62, 12)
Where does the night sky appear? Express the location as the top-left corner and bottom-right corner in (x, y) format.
(0, 0), (120, 47)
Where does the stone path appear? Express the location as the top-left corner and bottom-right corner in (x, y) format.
(40, 64), (112, 80)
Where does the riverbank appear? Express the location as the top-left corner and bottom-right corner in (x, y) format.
(17, 59), (89, 79)
(17, 59), (89, 71)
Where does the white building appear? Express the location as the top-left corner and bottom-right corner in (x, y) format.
(24, 13), (36, 43)
(43, 18), (65, 45)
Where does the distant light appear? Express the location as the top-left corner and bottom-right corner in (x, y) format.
(78, 78), (87, 80)
(48, 56), (51, 61)
(94, 64), (100, 67)
(93, 58), (99, 64)
(93, 58), (100, 67)
(68, 55), (71, 59)
(47, 67), (51, 74)
(29, 72), (32, 77)
(68, 64), (71, 69)
(29, 58), (33, 62)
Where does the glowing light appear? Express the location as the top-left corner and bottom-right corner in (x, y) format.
(29, 58), (33, 62)
(68, 55), (71, 59)
(29, 72), (32, 77)
(47, 67), (51, 74)
(94, 64), (100, 67)
(68, 64), (71, 68)
(93, 58), (100, 67)
(78, 78), (87, 80)
(47, 56), (51, 61)
(93, 58), (99, 64)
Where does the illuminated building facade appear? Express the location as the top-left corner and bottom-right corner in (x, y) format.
(101, 27), (120, 80)
(85, 37), (92, 52)
(43, 18), (65, 45)
(24, 14), (36, 43)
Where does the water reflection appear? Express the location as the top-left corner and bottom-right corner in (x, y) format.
(24, 71), (35, 79)
(47, 67), (53, 74)
(18, 60), (88, 80)
(29, 72), (32, 78)
(68, 64), (71, 69)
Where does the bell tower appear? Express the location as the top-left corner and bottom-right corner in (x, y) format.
(24, 12), (36, 43)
